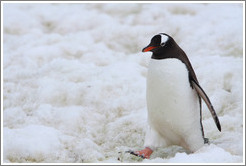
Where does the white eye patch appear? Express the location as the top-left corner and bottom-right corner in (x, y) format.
(159, 33), (169, 45)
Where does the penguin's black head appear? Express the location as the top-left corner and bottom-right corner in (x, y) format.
(142, 33), (172, 53)
(142, 33), (184, 60)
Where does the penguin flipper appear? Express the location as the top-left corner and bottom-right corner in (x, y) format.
(191, 80), (221, 132)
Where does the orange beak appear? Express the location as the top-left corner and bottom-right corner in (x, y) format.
(142, 46), (158, 52)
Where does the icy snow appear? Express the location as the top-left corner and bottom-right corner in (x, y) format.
(2, 2), (244, 164)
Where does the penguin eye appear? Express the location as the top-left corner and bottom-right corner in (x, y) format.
(160, 42), (166, 47)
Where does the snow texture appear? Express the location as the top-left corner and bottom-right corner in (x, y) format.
(2, 2), (244, 164)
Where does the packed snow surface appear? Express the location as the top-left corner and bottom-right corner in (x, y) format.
(2, 2), (244, 164)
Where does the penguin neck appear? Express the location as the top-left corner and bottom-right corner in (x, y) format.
(151, 53), (177, 60)
(151, 45), (182, 60)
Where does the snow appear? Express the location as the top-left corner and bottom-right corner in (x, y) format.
(2, 2), (244, 164)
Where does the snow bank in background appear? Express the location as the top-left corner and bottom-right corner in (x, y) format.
(2, 2), (244, 163)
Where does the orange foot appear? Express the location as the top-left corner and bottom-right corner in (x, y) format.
(127, 147), (153, 159)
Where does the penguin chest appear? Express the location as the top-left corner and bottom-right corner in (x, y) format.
(146, 59), (199, 135)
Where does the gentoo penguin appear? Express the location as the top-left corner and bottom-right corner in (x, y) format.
(129, 33), (221, 159)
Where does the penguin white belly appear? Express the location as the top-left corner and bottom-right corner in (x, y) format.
(145, 58), (204, 152)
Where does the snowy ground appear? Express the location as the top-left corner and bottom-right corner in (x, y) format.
(2, 2), (244, 164)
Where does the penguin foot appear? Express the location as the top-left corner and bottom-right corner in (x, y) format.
(126, 147), (153, 159)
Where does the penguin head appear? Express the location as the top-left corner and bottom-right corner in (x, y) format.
(142, 33), (171, 53)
